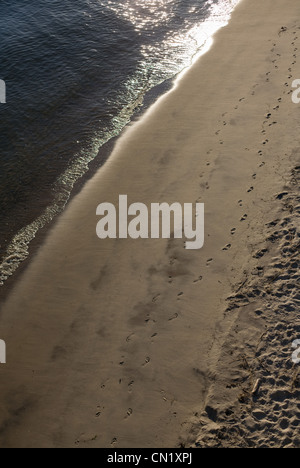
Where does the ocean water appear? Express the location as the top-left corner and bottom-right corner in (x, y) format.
(0, 0), (240, 286)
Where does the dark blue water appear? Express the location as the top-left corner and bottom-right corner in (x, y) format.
(0, 0), (239, 285)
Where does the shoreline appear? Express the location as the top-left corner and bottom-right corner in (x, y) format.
(0, 21), (228, 303)
(0, 0), (239, 292)
(0, 0), (299, 448)
(0, 2), (236, 299)
(0, 76), (175, 304)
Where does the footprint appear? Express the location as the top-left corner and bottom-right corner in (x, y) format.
(101, 379), (109, 389)
(177, 292), (184, 300)
(247, 187), (254, 193)
(128, 381), (134, 393)
(143, 357), (151, 366)
(193, 276), (203, 283)
(168, 313), (178, 321)
(206, 258), (213, 266)
(252, 174), (257, 179)
(75, 433), (98, 445)
(222, 244), (232, 251)
(240, 214), (248, 221)
(253, 248), (268, 259)
(95, 408), (102, 418)
(231, 228), (236, 235)
(266, 219), (279, 228)
(279, 26), (287, 35)
(276, 192), (288, 200)
(126, 408), (133, 418)
(152, 294), (161, 303)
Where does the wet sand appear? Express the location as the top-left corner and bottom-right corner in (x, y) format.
(0, 0), (299, 448)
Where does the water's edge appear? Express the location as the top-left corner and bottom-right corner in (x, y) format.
(0, 0), (241, 292)
(0, 75), (176, 301)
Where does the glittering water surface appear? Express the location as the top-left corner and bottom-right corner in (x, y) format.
(0, 0), (240, 285)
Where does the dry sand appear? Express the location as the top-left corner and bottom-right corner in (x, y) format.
(189, 165), (300, 448)
(0, 0), (299, 448)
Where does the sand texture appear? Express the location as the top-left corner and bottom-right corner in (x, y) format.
(190, 166), (300, 448)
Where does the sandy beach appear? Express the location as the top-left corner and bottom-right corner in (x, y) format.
(0, 0), (299, 448)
